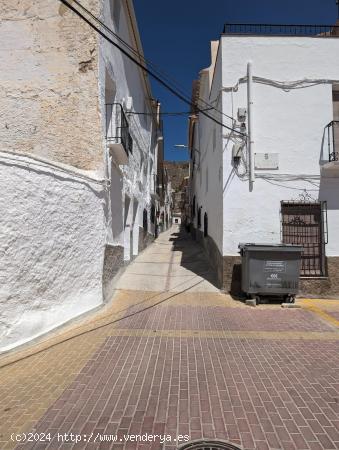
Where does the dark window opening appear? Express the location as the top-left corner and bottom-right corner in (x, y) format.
(143, 209), (148, 231)
(281, 201), (328, 277)
(204, 212), (208, 237)
(150, 205), (155, 224)
(197, 206), (202, 229)
(192, 196), (196, 218)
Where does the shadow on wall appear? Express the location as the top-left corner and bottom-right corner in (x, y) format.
(319, 176), (339, 209)
(169, 228), (219, 289)
(230, 263), (242, 298)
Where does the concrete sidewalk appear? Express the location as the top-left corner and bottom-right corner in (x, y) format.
(0, 226), (338, 450)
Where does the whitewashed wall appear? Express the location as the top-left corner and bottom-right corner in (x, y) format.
(99, 0), (155, 254)
(0, 153), (106, 352)
(191, 43), (224, 253)
(0, 0), (157, 351)
(220, 36), (339, 256)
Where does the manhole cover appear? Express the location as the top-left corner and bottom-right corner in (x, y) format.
(178, 439), (242, 450)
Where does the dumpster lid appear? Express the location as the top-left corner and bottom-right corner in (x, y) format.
(239, 243), (303, 251)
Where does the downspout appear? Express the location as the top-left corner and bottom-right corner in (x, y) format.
(247, 61), (255, 191)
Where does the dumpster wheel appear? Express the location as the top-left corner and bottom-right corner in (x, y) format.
(284, 295), (296, 304)
(249, 294), (261, 305)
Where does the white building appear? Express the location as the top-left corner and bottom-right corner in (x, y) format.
(189, 23), (339, 298)
(0, 0), (163, 351)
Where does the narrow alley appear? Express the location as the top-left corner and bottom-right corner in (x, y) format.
(0, 227), (338, 450)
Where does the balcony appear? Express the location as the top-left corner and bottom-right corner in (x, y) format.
(322, 121), (339, 177)
(222, 23), (339, 37)
(106, 103), (133, 165)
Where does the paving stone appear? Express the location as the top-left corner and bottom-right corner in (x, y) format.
(0, 227), (338, 450)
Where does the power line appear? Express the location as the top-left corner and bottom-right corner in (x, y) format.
(70, 0), (238, 124)
(129, 107), (214, 116)
(58, 0), (245, 136)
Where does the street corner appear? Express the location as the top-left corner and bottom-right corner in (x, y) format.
(297, 298), (339, 329)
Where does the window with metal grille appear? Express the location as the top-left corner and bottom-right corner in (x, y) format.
(281, 201), (328, 277)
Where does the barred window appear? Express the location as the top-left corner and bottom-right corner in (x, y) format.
(281, 201), (328, 277)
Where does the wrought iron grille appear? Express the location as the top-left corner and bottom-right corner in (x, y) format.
(325, 121), (339, 162)
(281, 201), (328, 277)
(223, 23), (339, 36)
(105, 103), (133, 155)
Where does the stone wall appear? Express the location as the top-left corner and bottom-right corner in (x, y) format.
(300, 257), (339, 298)
(192, 227), (339, 298)
(0, 0), (103, 171)
(102, 244), (124, 303)
(164, 162), (189, 192)
(138, 227), (154, 253)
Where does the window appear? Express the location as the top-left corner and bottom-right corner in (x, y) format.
(192, 196), (196, 218)
(281, 201), (328, 277)
(143, 209), (148, 231)
(204, 212), (208, 237)
(150, 205), (155, 224)
(197, 206), (202, 229)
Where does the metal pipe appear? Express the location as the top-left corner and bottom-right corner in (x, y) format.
(247, 61), (255, 189)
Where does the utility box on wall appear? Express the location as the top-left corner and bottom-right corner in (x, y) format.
(255, 153), (279, 170)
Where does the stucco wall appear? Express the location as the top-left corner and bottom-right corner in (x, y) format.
(220, 36), (339, 257)
(0, 0), (103, 171)
(0, 153), (106, 352)
(98, 0), (156, 249)
(191, 44), (224, 255)
(0, 0), (159, 352)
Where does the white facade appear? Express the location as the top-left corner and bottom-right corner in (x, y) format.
(190, 32), (339, 292)
(99, 0), (159, 258)
(0, 0), (161, 351)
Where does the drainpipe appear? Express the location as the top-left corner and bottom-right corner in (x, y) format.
(247, 61), (255, 191)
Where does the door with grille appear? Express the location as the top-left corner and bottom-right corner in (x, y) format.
(281, 202), (327, 277)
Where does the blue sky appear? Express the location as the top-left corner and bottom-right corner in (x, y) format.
(134, 0), (338, 161)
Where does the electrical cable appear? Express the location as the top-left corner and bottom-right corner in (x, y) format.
(59, 0), (243, 132)
(128, 107), (214, 116)
(223, 76), (339, 92)
(72, 0), (237, 123)
(260, 178), (319, 191)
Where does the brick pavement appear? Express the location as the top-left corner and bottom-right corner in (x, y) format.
(0, 227), (338, 450)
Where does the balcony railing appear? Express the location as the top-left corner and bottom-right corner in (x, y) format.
(223, 23), (339, 37)
(325, 121), (339, 162)
(105, 103), (133, 157)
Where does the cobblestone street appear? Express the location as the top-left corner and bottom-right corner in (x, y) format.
(1, 227), (339, 450)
